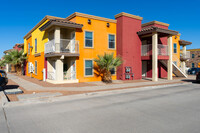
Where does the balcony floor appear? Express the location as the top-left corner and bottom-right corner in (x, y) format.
(141, 55), (169, 60)
(45, 52), (80, 57)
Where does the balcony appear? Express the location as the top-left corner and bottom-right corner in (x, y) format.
(45, 39), (79, 57)
(142, 44), (168, 56)
(180, 51), (190, 61)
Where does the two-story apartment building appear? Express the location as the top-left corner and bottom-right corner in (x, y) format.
(24, 12), (192, 83)
(24, 13), (116, 83)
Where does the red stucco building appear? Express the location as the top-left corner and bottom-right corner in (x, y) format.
(115, 12), (179, 81)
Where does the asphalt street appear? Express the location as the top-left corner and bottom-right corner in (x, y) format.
(2, 83), (200, 133)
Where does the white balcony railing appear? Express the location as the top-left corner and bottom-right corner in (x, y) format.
(45, 39), (79, 54)
(63, 71), (76, 80)
(141, 44), (168, 56)
(180, 51), (190, 60)
(47, 71), (56, 80)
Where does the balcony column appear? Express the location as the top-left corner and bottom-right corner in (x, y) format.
(167, 35), (173, 80)
(181, 45), (187, 73)
(54, 27), (60, 53)
(152, 32), (158, 82)
(55, 58), (63, 81)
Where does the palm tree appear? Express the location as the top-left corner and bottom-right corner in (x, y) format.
(94, 53), (122, 83)
(4, 49), (27, 75)
(0, 60), (6, 69)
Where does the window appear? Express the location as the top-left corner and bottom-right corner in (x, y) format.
(85, 60), (93, 76)
(173, 61), (177, 66)
(108, 34), (115, 49)
(28, 43), (30, 55)
(35, 61), (37, 75)
(85, 31), (93, 47)
(173, 43), (177, 53)
(28, 62), (30, 73)
(192, 54), (195, 58)
(192, 63), (195, 68)
(35, 39), (37, 53)
(110, 68), (115, 75)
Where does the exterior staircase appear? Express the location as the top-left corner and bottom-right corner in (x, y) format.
(160, 60), (188, 78)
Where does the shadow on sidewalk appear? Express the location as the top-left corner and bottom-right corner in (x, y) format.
(4, 85), (19, 90)
(181, 79), (200, 84)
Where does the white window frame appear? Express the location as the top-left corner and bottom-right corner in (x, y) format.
(84, 31), (94, 48)
(28, 43), (30, 55)
(35, 38), (37, 53)
(28, 62), (30, 73)
(192, 63), (195, 68)
(173, 43), (177, 53)
(84, 59), (94, 77)
(108, 34), (116, 49)
(35, 61), (37, 75)
(192, 54), (195, 58)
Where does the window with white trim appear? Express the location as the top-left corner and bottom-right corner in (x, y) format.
(192, 54), (195, 58)
(35, 39), (37, 53)
(173, 43), (177, 53)
(108, 34), (115, 49)
(28, 43), (30, 55)
(192, 63), (195, 68)
(35, 61), (37, 75)
(85, 60), (93, 76)
(85, 31), (93, 47)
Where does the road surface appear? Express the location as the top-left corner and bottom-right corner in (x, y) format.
(2, 83), (200, 133)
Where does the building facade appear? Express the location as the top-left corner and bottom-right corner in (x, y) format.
(186, 49), (200, 68)
(23, 12), (192, 83)
(24, 13), (117, 83)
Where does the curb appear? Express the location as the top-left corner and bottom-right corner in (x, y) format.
(0, 87), (9, 107)
(5, 82), (192, 107)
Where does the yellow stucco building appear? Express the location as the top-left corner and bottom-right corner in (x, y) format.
(24, 13), (117, 83)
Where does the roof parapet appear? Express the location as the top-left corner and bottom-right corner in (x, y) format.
(66, 12), (117, 23)
(142, 21), (169, 27)
(115, 12), (143, 20)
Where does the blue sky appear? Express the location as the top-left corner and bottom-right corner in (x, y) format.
(0, 0), (199, 58)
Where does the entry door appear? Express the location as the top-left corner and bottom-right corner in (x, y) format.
(142, 61), (147, 77)
(71, 32), (75, 53)
(71, 60), (76, 80)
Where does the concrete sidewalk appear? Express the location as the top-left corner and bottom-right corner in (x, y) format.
(0, 89), (9, 133)
(8, 74), (192, 92)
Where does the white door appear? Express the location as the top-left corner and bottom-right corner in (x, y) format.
(142, 61), (147, 77)
(71, 32), (75, 53)
(70, 60), (76, 80)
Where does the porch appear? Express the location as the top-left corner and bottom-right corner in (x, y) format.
(46, 57), (78, 84)
(138, 26), (179, 81)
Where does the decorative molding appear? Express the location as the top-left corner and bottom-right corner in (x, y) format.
(115, 12), (143, 20)
(66, 12), (117, 23)
(142, 21), (169, 27)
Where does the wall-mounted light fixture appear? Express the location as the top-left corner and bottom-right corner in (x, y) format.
(88, 19), (91, 24)
(107, 23), (110, 27)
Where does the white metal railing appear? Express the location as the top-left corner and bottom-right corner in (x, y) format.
(45, 40), (55, 54)
(47, 71), (56, 80)
(180, 51), (190, 60)
(63, 71), (76, 80)
(45, 39), (79, 54)
(141, 44), (168, 56)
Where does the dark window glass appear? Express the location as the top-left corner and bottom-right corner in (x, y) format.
(85, 32), (93, 47)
